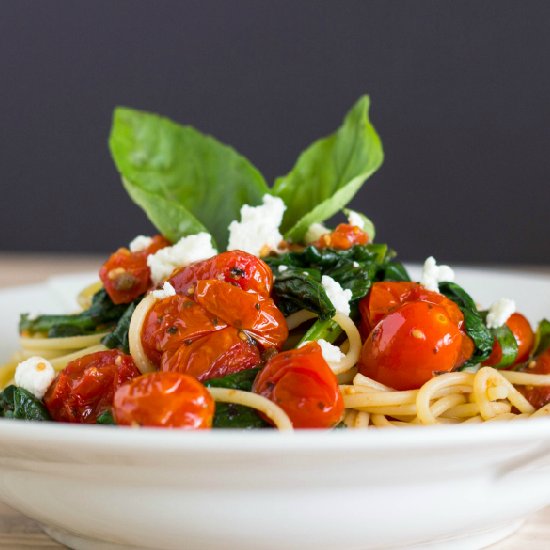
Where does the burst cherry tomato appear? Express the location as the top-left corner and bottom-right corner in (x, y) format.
(253, 342), (344, 428)
(169, 251), (273, 297)
(162, 327), (261, 381)
(194, 280), (288, 348)
(313, 223), (369, 250)
(141, 294), (227, 365)
(483, 313), (534, 367)
(44, 350), (141, 423)
(113, 372), (214, 428)
(520, 348), (550, 409)
(100, 235), (170, 304)
(358, 301), (465, 391)
(359, 282), (464, 337)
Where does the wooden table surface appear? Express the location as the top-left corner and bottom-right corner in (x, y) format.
(0, 253), (549, 549)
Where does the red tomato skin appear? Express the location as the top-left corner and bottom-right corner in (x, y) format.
(253, 342), (344, 428)
(519, 348), (550, 409)
(484, 313), (535, 367)
(162, 327), (261, 381)
(359, 282), (465, 338)
(168, 251), (273, 297)
(141, 294), (227, 365)
(314, 223), (369, 250)
(358, 301), (464, 391)
(114, 372), (214, 429)
(99, 235), (170, 304)
(44, 350), (141, 423)
(194, 280), (288, 349)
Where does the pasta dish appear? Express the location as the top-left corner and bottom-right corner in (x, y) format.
(2, 96), (549, 430)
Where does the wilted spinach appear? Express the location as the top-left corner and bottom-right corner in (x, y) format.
(0, 386), (51, 422)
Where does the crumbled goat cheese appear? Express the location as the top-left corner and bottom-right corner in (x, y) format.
(347, 211), (365, 230)
(421, 256), (455, 293)
(317, 339), (345, 364)
(305, 222), (329, 244)
(278, 265), (288, 272)
(322, 275), (352, 316)
(486, 298), (516, 329)
(129, 235), (153, 252)
(147, 233), (217, 284)
(227, 194), (286, 256)
(151, 281), (177, 299)
(353, 261), (360, 268)
(15, 357), (56, 400)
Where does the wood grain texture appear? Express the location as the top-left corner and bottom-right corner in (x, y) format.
(0, 254), (549, 549)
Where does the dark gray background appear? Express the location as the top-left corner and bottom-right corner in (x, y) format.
(1, 1), (549, 264)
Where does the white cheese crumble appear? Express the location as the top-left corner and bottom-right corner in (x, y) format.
(486, 298), (516, 329)
(227, 194), (286, 256)
(347, 210), (365, 230)
(278, 265), (288, 272)
(322, 275), (352, 316)
(14, 357), (56, 400)
(305, 222), (329, 244)
(421, 256), (455, 293)
(129, 235), (153, 252)
(151, 281), (177, 299)
(317, 339), (345, 364)
(147, 233), (217, 284)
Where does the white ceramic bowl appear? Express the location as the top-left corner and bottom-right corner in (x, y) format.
(0, 269), (549, 550)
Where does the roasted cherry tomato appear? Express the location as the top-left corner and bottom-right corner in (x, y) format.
(169, 251), (273, 297)
(194, 280), (288, 349)
(162, 327), (261, 381)
(483, 313), (534, 367)
(358, 301), (465, 391)
(313, 223), (369, 250)
(253, 342), (344, 428)
(359, 282), (464, 337)
(100, 235), (170, 304)
(141, 294), (227, 365)
(520, 348), (550, 409)
(44, 350), (140, 423)
(113, 372), (214, 428)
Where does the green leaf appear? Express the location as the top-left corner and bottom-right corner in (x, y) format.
(20, 288), (128, 337)
(213, 403), (270, 429)
(121, 179), (207, 245)
(204, 368), (261, 392)
(489, 324), (518, 369)
(96, 409), (116, 425)
(271, 268), (336, 319)
(109, 107), (269, 249)
(533, 319), (550, 357)
(343, 208), (376, 241)
(438, 282), (494, 367)
(299, 317), (342, 346)
(0, 386), (51, 422)
(101, 300), (139, 353)
(273, 96), (384, 242)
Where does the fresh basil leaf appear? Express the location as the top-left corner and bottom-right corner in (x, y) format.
(102, 300), (139, 354)
(96, 409), (116, 425)
(0, 386), (51, 422)
(273, 96), (384, 242)
(489, 324), (518, 369)
(438, 282), (493, 367)
(110, 107), (269, 249)
(204, 367), (262, 392)
(343, 208), (376, 241)
(533, 319), (550, 357)
(121, 179), (207, 244)
(213, 403), (270, 429)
